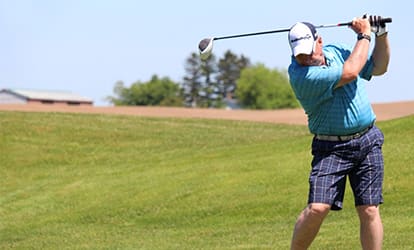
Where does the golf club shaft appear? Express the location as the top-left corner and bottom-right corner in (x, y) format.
(213, 28), (290, 41)
(214, 17), (392, 41)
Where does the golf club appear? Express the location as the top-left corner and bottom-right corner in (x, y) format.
(199, 17), (392, 60)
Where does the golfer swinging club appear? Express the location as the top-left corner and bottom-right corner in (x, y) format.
(288, 15), (390, 250)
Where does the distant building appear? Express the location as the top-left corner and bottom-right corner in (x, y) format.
(0, 89), (93, 106)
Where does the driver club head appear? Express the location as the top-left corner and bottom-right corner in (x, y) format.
(198, 38), (214, 60)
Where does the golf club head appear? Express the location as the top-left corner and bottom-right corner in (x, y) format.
(199, 38), (214, 60)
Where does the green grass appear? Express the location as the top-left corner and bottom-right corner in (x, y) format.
(1, 111), (413, 249)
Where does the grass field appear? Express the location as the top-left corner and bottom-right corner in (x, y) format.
(1, 111), (413, 249)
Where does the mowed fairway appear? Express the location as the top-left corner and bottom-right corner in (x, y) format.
(1, 111), (413, 249)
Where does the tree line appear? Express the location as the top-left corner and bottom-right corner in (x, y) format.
(107, 50), (299, 109)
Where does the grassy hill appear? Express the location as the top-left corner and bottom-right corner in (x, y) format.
(1, 111), (413, 249)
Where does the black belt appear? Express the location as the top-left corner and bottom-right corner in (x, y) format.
(314, 124), (374, 142)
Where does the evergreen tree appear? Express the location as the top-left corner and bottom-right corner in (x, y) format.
(182, 52), (203, 107)
(182, 52), (224, 108)
(200, 53), (223, 108)
(216, 50), (251, 99)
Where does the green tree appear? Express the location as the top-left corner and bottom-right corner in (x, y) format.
(107, 81), (129, 106)
(107, 75), (182, 106)
(236, 64), (299, 109)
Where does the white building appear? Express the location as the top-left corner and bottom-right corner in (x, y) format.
(0, 89), (93, 106)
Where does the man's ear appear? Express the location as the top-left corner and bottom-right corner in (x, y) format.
(317, 36), (323, 45)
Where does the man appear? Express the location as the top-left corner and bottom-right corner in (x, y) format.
(287, 15), (390, 250)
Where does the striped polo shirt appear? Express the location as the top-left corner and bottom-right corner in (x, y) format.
(288, 43), (376, 136)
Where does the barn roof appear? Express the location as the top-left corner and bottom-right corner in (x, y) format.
(1, 89), (93, 103)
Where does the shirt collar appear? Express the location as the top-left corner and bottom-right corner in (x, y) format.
(323, 49), (335, 66)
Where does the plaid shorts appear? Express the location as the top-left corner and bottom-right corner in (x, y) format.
(308, 125), (384, 210)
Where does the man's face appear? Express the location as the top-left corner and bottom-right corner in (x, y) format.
(295, 37), (325, 66)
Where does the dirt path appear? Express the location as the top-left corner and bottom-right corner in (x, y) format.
(1, 101), (413, 125)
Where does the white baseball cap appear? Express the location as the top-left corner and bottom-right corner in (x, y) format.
(288, 22), (318, 57)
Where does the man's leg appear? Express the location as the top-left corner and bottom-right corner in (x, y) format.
(357, 205), (383, 250)
(351, 127), (384, 249)
(290, 203), (331, 250)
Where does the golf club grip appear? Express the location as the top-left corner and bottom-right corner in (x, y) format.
(339, 17), (392, 26)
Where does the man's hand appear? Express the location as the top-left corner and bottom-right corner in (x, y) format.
(350, 17), (371, 36)
(363, 14), (388, 37)
(369, 15), (388, 36)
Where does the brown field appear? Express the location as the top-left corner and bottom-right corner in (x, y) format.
(1, 101), (413, 125)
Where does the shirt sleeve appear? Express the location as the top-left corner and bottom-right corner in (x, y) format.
(359, 55), (374, 81)
(333, 43), (374, 81)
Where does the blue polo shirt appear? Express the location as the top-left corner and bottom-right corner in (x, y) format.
(288, 43), (376, 135)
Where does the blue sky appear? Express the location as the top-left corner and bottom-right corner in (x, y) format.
(0, 0), (411, 106)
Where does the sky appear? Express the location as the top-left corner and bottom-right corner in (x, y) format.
(0, 0), (411, 106)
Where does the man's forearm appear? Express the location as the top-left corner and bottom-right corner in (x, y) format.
(336, 37), (371, 88)
(372, 34), (390, 76)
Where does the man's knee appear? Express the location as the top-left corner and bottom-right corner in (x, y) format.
(306, 203), (331, 219)
(357, 205), (381, 221)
